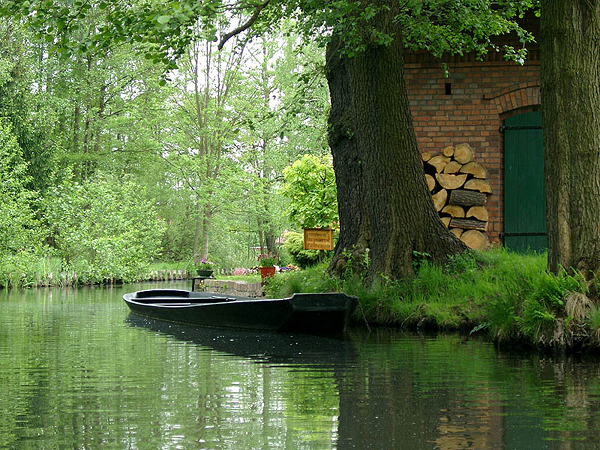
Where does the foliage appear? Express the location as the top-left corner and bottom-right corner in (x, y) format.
(2, 0), (537, 68)
(44, 173), (166, 283)
(0, 22), (60, 195)
(263, 262), (341, 298)
(340, 246), (370, 280)
(258, 252), (280, 268)
(0, 119), (46, 267)
(587, 304), (600, 345)
(281, 231), (323, 269)
(282, 154), (338, 229)
(518, 269), (585, 344)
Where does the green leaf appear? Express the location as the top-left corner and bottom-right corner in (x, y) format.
(156, 15), (172, 24)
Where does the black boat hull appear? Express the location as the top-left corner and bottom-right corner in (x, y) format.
(123, 289), (358, 333)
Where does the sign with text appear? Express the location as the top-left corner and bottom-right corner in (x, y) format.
(303, 228), (334, 251)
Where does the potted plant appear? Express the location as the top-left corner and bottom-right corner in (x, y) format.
(194, 257), (215, 278)
(258, 253), (279, 281)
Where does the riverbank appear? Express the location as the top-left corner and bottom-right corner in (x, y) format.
(263, 248), (600, 352)
(4, 268), (191, 288)
(7, 248), (599, 351)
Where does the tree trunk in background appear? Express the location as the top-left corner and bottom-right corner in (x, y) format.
(327, 0), (466, 280)
(541, 0), (600, 282)
(72, 103), (80, 152)
(192, 202), (201, 257)
(199, 204), (212, 260)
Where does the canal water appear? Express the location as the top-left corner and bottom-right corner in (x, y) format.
(2, 282), (600, 449)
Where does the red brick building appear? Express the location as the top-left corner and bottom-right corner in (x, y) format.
(405, 27), (543, 251)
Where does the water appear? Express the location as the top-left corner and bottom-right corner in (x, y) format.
(2, 282), (600, 449)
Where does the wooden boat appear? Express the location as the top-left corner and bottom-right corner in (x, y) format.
(123, 289), (358, 333)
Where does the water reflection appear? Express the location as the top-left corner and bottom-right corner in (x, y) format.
(125, 314), (358, 367)
(2, 284), (600, 449)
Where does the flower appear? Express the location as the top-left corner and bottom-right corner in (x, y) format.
(258, 252), (279, 267)
(194, 258), (214, 270)
(233, 267), (249, 276)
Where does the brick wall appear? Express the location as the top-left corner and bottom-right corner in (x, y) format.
(404, 51), (540, 243)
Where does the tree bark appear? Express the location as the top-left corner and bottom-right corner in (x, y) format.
(541, 0), (600, 280)
(326, 0), (466, 280)
(326, 36), (371, 277)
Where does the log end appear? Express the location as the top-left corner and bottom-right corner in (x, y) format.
(460, 230), (489, 251)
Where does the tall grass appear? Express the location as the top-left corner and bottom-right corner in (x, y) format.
(0, 255), (73, 288)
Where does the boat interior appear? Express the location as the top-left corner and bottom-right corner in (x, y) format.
(129, 289), (250, 305)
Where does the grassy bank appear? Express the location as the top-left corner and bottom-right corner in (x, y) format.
(264, 248), (600, 351)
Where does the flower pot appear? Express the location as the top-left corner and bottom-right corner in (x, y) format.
(196, 269), (214, 278)
(260, 266), (276, 281)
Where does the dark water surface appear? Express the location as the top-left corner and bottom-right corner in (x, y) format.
(2, 282), (600, 449)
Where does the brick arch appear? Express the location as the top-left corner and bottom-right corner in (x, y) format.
(484, 82), (541, 115)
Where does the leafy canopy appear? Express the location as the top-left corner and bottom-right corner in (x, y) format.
(0, 118), (45, 254)
(282, 154), (338, 229)
(2, 0), (538, 74)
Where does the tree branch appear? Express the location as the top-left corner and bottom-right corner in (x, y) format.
(218, 0), (271, 50)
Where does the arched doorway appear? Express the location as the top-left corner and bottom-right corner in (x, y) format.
(502, 111), (547, 252)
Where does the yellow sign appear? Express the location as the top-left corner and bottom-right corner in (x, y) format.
(303, 228), (334, 251)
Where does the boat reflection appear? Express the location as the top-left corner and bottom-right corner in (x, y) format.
(125, 313), (359, 367)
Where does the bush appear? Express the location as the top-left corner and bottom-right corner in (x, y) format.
(281, 231), (328, 268)
(45, 173), (166, 283)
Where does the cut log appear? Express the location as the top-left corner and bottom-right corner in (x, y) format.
(466, 206), (489, 222)
(449, 189), (487, 207)
(421, 151), (433, 162)
(427, 155), (451, 172)
(460, 161), (487, 179)
(441, 217), (451, 227)
(450, 228), (463, 238)
(454, 143), (474, 164)
(450, 218), (487, 231)
(460, 230), (490, 251)
(443, 160), (463, 174)
(441, 205), (465, 218)
(425, 174), (436, 191)
(432, 189), (448, 211)
(435, 173), (467, 190)
(443, 146), (455, 157)
(464, 178), (493, 193)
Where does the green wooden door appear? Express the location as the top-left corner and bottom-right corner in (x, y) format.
(503, 111), (547, 252)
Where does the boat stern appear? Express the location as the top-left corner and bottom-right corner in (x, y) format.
(284, 293), (359, 333)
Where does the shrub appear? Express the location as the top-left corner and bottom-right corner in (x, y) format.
(45, 173), (166, 283)
(281, 231), (326, 268)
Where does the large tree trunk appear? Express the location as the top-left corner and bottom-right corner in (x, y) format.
(327, 0), (466, 280)
(541, 1), (600, 280)
(326, 37), (371, 277)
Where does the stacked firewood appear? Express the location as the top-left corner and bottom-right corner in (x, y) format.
(422, 143), (491, 250)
